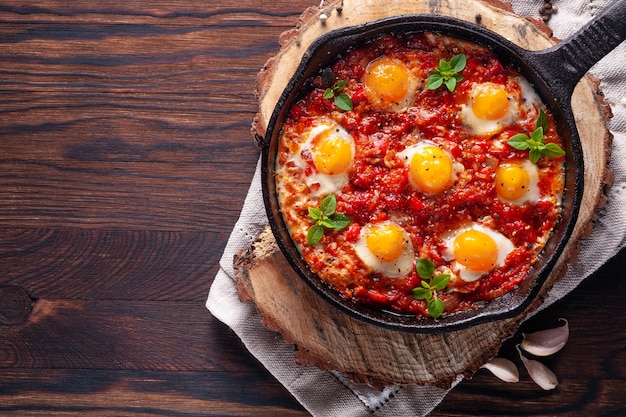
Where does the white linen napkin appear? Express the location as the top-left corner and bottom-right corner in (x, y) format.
(207, 1), (626, 415)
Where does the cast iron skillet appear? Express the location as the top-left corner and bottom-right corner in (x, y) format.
(261, 1), (626, 333)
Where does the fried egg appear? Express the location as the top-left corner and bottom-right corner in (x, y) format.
(494, 160), (540, 205)
(363, 56), (417, 112)
(460, 78), (543, 136)
(460, 82), (517, 136)
(397, 141), (464, 195)
(442, 222), (515, 282)
(354, 221), (415, 278)
(293, 120), (355, 196)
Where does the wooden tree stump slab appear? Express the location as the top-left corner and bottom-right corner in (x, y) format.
(236, 0), (613, 388)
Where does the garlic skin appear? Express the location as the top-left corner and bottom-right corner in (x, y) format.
(481, 357), (519, 383)
(517, 345), (559, 390)
(521, 318), (569, 356)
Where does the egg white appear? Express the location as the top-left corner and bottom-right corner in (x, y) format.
(441, 222), (515, 282)
(354, 221), (415, 278)
(517, 76), (542, 119)
(292, 120), (355, 197)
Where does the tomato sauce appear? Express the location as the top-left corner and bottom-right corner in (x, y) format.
(275, 32), (565, 318)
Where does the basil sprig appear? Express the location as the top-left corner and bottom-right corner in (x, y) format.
(411, 258), (450, 319)
(307, 194), (351, 245)
(323, 79), (353, 111)
(507, 109), (566, 164)
(426, 53), (467, 92)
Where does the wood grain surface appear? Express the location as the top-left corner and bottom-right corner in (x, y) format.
(0, 1), (624, 416)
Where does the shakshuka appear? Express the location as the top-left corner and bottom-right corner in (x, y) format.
(274, 32), (565, 319)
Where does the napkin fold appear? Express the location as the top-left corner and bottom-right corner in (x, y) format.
(207, 1), (626, 415)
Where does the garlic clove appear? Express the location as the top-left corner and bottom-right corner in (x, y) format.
(521, 318), (569, 356)
(517, 345), (559, 390)
(481, 357), (519, 382)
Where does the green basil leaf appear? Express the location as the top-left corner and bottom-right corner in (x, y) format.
(426, 74), (443, 90)
(438, 59), (451, 73)
(432, 274), (450, 290)
(536, 108), (549, 132)
(334, 80), (347, 92)
(330, 213), (351, 230)
(320, 194), (336, 216)
(507, 134), (530, 150)
(529, 148), (542, 164)
(323, 87), (334, 99)
(543, 142), (566, 158)
(334, 93), (353, 111)
(450, 53), (467, 72)
(321, 218), (336, 229)
(307, 225), (325, 245)
(416, 258), (435, 280)
(411, 287), (431, 300)
(530, 127), (546, 143)
(429, 73), (443, 82)
(428, 297), (445, 319)
(445, 77), (457, 92)
(308, 207), (322, 221)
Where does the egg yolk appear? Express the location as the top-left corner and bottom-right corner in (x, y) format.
(471, 83), (510, 120)
(409, 145), (454, 194)
(364, 57), (410, 103)
(495, 164), (529, 201)
(365, 223), (407, 263)
(453, 229), (499, 272)
(313, 130), (352, 175)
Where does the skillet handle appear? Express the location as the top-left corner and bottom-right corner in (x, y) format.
(530, 0), (626, 99)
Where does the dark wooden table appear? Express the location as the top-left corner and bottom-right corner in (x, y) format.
(0, 1), (624, 416)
